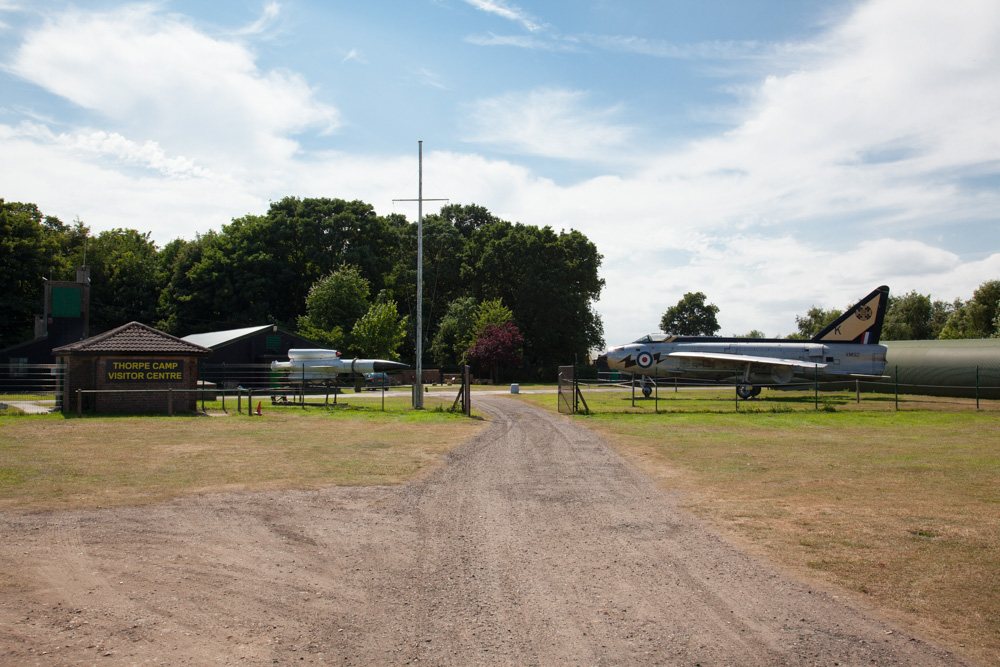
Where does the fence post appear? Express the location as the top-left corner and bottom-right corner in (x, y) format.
(249, 387), (253, 417)
(168, 388), (173, 417)
(77, 389), (82, 418)
(464, 365), (471, 417)
(814, 364), (819, 411)
(894, 365), (899, 411)
(856, 378), (860, 404)
(976, 366), (980, 411)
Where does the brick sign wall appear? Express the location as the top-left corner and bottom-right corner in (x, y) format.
(105, 359), (184, 382)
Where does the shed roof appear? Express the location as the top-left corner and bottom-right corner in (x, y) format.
(52, 322), (211, 356)
(181, 325), (274, 349)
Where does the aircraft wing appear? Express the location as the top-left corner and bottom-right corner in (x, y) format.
(665, 351), (827, 370)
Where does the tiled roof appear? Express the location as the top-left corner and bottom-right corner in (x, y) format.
(52, 322), (211, 355)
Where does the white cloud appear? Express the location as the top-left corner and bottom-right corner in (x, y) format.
(2, 0), (998, 346)
(233, 1), (281, 36)
(7, 4), (339, 169)
(341, 48), (365, 64)
(6, 122), (212, 179)
(462, 0), (545, 33)
(413, 67), (449, 90)
(464, 87), (634, 160)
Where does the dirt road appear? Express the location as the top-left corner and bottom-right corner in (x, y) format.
(0, 397), (964, 665)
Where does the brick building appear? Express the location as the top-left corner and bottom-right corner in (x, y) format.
(53, 322), (211, 414)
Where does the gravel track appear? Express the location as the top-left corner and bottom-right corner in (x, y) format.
(0, 396), (965, 665)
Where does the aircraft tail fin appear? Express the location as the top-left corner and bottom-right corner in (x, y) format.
(812, 286), (890, 344)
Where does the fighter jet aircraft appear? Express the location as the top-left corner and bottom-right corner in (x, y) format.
(271, 348), (407, 382)
(599, 286), (889, 398)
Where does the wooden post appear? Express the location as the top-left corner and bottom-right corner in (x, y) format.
(464, 365), (471, 417)
(168, 388), (173, 416)
(77, 388), (82, 418)
(248, 387), (253, 417)
(894, 365), (899, 411)
(814, 364), (819, 411)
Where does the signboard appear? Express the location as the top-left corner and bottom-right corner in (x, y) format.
(106, 359), (184, 382)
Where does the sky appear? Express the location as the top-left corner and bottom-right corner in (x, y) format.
(2, 0), (999, 346)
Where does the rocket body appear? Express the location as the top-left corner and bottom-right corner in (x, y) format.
(271, 349), (407, 380)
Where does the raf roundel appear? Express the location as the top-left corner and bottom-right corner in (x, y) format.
(636, 351), (654, 368)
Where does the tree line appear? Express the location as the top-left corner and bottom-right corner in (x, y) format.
(659, 285), (1000, 340)
(1, 197), (605, 379)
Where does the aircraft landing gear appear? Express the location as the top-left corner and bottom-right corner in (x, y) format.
(736, 384), (761, 399)
(642, 385), (652, 398)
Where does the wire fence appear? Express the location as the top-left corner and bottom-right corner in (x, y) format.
(0, 364), (65, 415)
(0, 363), (472, 416)
(567, 369), (1000, 414)
(4, 362), (1000, 416)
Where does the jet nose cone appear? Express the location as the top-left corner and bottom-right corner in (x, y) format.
(372, 360), (409, 372)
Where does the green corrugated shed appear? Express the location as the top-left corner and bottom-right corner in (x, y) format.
(862, 339), (1000, 399)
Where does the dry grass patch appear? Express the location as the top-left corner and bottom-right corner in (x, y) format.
(0, 407), (484, 512)
(514, 390), (1000, 665)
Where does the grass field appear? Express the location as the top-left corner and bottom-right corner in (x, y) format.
(0, 399), (484, 511)
(3, 386), (998, 662)
(514, 387), (1000, 664)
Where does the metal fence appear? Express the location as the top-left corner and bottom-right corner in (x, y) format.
(0, 362), (474, 416)
(0, 363), (65, 415)
(564, 369), (1000, 413)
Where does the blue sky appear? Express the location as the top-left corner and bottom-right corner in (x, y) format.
(2, 0), (999, 345)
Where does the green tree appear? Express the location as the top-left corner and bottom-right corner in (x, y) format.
(429, 297), (478, 366)
(0, 200), (61, 347)
(789, 306), (843, 340)
(85, 228), (164, 330)
(939, 280), (1000, 339)
(882, 291), (934, 340)
(298, 266), (370, 337)
(471, 298), (514, 338)
(660, 292), (721, 336)
(735, 329), (767, 338)
(159, 197), (397, 334)
(351, 295), (408, 361)
(460, 222), (604, 373)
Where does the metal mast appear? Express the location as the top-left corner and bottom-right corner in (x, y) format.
(415, 141), (424, 408)
(394, 141), (447, 409)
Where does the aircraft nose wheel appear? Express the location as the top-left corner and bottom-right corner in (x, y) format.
(641, 386), (652, 398)
(736, 384), (761, 399)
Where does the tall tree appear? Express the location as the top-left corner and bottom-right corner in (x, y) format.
(351, 295), (408, 361)
(159, 197), (397, 334)
(789, 306), (843, 339)
(297, 265), (371, 348)
(0, 200), (61, 347)
(85, 228), (164, 330)
(460, 222), (604, 372)
(466, 321), (524, 383)
(882, 291), (934, 340)
(429, 297), (478, 366)
(939, 280), (1000, 339)
(660, 292), (721, 336)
